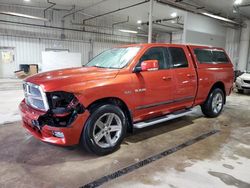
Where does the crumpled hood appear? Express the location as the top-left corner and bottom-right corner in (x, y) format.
(25, 66), (119, 91)
(239, 73), (250, 80)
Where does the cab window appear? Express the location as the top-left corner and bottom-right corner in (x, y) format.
(194, 49), (229, 63)
(138, 47), (170, 70)
(168, 47), (188, 68)
(213, 50), (229, 62)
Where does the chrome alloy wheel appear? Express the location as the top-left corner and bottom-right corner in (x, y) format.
(212, 93), (223, 114)
(93, 113), (122, 148)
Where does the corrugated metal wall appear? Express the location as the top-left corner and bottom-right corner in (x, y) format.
(0, 35), (90, 69)
(225, 28), (241, 68)
(171, 32), (183, 44)
(0, 4), (146, 77)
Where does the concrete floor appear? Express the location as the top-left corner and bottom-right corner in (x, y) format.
(0, 80), (250, 188)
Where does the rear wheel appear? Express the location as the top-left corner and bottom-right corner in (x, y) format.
(81, 104), (127, 155)
(201, 88), (224, 118)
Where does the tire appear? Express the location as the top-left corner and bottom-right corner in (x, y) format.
(237, 89), (244, 94)
(201, 88), (225, 118)
(81, 104), (127, 155)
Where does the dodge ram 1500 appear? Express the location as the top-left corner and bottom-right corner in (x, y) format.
(19, 43), (234, 155)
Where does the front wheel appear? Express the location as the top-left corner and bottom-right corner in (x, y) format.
(81, 104), (127, 155)
(201, 88), (225, 118)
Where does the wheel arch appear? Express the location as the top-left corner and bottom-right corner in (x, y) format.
(86, 97), (133, 133)
(209, 81), (226, 104)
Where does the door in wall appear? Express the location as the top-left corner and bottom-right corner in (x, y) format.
(0, 47), (16, 78)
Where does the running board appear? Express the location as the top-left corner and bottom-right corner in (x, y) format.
(133, 108), (196, 129)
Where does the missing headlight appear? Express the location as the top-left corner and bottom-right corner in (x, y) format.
(37, 91), (85, 128)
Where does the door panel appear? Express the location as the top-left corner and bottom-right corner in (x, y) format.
(168, 47), (197, 108)
(132, 69), (174, 122)
(132, 47), (174, 122)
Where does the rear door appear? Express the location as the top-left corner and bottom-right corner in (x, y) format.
(168, 46), (197, 109)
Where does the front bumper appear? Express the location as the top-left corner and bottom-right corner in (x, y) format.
(235, 80), (250, 90)
(19, 100), (90, 146)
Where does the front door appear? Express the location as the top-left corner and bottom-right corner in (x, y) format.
(132, 47), (175, 122)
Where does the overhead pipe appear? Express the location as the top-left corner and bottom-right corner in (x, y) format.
(0, 19), (147, 38)
(62, 0), (109, 19)
(156, 0), (241, 26)
(141, 16), (182, 26)
(71, 21), (113, 29)
(81, 0), (149, 22)
(177, 0), (204, 9)
(157, 0), (198, 13)
(0, 33), (90, 43)
(44, 0), (56, 19)
(112, 16), (129, 28)
(0, 2), (80, 12)
(233, 3), (250, 19)
(154, 23), (183, 30)
(0, 2), (49, 10)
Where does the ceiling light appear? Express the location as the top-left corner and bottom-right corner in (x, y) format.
(137, 20), (142, 24)
(234, 0), (242, 5)
(137, 26), (141, 30)
(119, 29), (138, 34)
(24, 0), (31, 2)
(0, 11), (49, 21)
(201, 12), (238, 24)
(171, 12), (177, 17)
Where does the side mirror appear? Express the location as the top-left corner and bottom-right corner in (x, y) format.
(134, 60), (159, 73)
(141, 60), (159, 72)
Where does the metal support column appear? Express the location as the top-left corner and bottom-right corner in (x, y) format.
(148, 0), (153, 43)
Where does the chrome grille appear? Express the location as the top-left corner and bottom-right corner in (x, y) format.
(23, 82), (49, 111)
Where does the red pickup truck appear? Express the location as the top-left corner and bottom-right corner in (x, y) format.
(19, 43), (234, 155)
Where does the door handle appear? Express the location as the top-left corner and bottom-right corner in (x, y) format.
(162, 76), (172, 80)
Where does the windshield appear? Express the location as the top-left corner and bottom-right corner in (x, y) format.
(86, 47), (141, 69)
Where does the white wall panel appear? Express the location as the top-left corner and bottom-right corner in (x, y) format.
(0, 35), (91, 76)
(172, 32), (183, 44)
(184, 12), (226, 47)
(225, 28), (240, 68)
(155, 33), (171, 43)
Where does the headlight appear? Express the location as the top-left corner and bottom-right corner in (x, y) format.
(236, 77), (243, 83)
